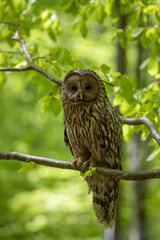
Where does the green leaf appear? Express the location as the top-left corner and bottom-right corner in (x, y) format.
(152, 43), (160, 55)
(73, 19), (81, 35)
(119, 31), (128, 48)
(154, 92), (160, 105)
(132, 27), (144, 39)
(66, 0), (79, 16)
(100, 63), (111, 74)
(51, 97), (61, 117)
(146, 149), (160, 162)
(80, 167), (96, 178)
(80, 20), (88, 38)
(140, 31), (152, 49)
(0, 52), (7, 66)
(96, 4), (106, 24)
(143, 5), (157, 14)
(156, 8), (160, 21)
(0, 72), (6, 86)
(52, 64), (62, 78)
(119, 76), (136, 104)
(148, 58), (159, 76)
(120, 1), (132, 15)
(18, 162), (35, 173)
(139, 58), (150, 70)
(40, 95), (52, 114)
(105, 0), (117, 18)
(110, 72), (122, 78)
(49, 47), (61, 56)
(7, 52), (13, 59)
(130, 10), (141, 28)
(41, 9), (51, 21)
(52, 85), (61, 96)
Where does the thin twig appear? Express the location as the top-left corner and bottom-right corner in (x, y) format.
(0, 66), (33, 72)
(0, 20), (63, 85)
(121, 116), (160, 146)
(0, 20), (18, 27)
(0, 152), (76, 170)
(1, 151), (160, 181)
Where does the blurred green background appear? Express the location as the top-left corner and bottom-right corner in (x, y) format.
(0, 0), (160, 240)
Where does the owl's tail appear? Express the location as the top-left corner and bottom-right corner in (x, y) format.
(86, 172), (119, 229)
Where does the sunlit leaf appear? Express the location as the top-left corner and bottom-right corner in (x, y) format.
(146, 149), (160, 162)
(41, 9), (51, 21)
(139, 58), (150, 70)
(80, 20), (88, 38)
(52, 64), (62, 78)
(119, 31), (128, 48)
(119, 76), (136, 104)
(52, 85), (61, 96)
(7, 52), (13, 59)
(73, 19), (81, 35)
(0, 72), (6, 86)
(143, 5), (157, 14)
(140, 31), (152, 49)
(120, 1), (132, 15)
(96, 4), (106, 24)
(51, 97), (61, 117)
(156, 8), (160, 21)
(66, 0), (79, 16)
(110, 72), (122, 78)
(130, 10), (141, 27)
(0, 52), (7, 66)
(18, 162), (35, 173)
(40, 95), (52, 114)
(132, 27), (144, 39)
(148, 58), (159, 76)
(105, 0), (117, 18)
(100, 63), (111, 74)
(80, 167), (96, 178)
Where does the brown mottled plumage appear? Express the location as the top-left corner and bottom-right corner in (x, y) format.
(61, 69), (123, 228)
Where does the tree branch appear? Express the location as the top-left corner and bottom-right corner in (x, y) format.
(0, 66), (33, 72)
(121, 116), (160, 146)
(0, 151), (75, 170)
(0, 20), (63, 86)
(1, 151), (160, 181)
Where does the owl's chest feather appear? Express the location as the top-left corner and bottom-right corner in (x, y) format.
(65, 105), (102, 156)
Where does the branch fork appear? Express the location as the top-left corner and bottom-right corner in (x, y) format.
(0, 20), (62, 85)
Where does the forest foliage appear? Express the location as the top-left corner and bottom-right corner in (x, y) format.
(0, 0), (160, 239)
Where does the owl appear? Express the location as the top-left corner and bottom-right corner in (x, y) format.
(61, 69), (123, 228)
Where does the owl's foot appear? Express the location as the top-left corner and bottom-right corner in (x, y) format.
(83, 157), (96, 170)
(86, 155), (96, 170)
(72, 155), (96, 172)
(72, 156), (86, 170)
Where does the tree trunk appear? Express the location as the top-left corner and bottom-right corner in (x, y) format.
(129, 39), (149, 240)
(104, 1), (127, 239)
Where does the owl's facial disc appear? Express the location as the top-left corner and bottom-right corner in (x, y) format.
(64, 74), (99, 103)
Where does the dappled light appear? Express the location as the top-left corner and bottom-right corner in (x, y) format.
(0, 0), (160, 239)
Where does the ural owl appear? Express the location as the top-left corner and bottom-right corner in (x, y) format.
(61, 69), (123, 228)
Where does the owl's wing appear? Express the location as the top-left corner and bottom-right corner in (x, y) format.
(97, 114), (122, 170)
(64, 125), (74, 155)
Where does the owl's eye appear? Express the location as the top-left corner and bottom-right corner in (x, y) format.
(72, 86), (78, 91)
(85, 85), (92, 90)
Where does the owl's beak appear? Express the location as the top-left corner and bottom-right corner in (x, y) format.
(80, 92), (83, 101)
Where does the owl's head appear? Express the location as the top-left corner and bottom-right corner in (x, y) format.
(61, 69), (104, 104)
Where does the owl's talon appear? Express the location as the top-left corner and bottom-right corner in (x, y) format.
(71, 156), (86, 169)
(89, 161), (96, 170)
(81, 160), (90, 171)
(72, 159), (78, 168)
